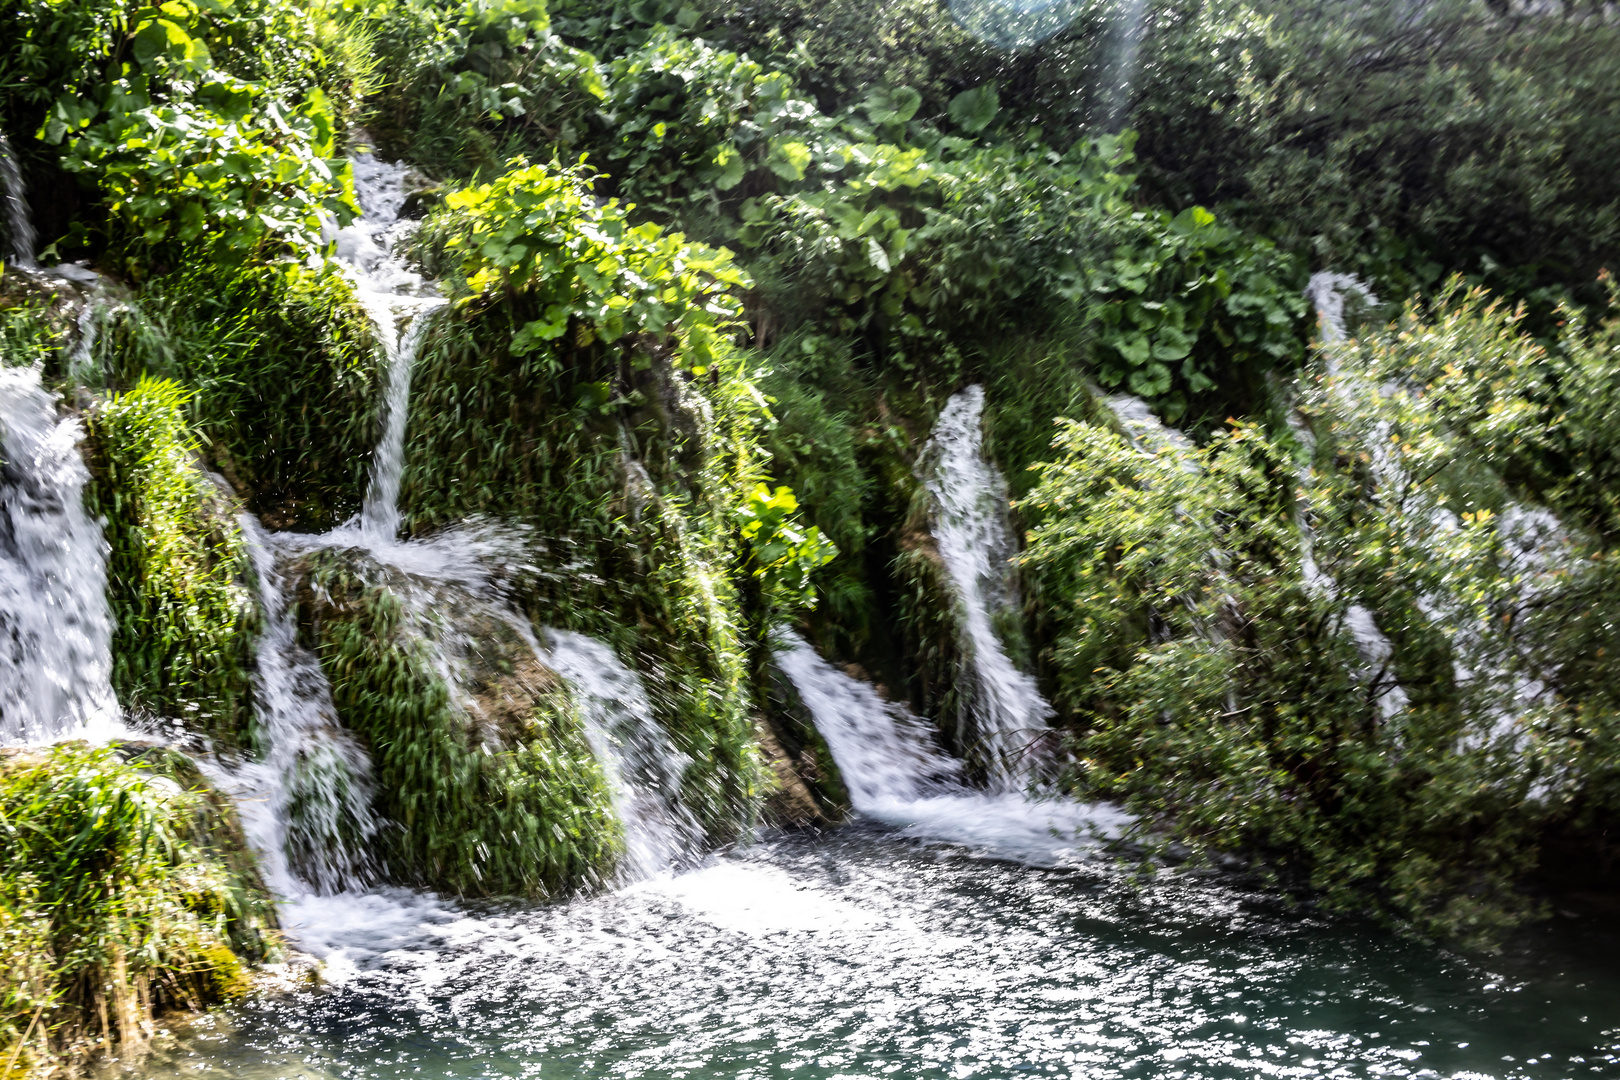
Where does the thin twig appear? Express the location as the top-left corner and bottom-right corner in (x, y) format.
(4, 1002), (46, 1079)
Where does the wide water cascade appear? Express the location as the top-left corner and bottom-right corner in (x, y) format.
(920, 385), (1053, 784)
(198, 146), (705, 960)
(775, 628), (1131, 864)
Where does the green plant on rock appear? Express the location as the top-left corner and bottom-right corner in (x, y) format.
(105, 261), (382, 531)
(438, 157), (751, 370)
(302, 553), (622, 898)
(10, 0), (360, 267)
(85, 376), (256, 743)
(735, 483), (836, 614)
(0, 744), (276, 1073)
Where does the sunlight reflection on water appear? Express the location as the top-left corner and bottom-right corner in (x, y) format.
(135, 826), (1620, 1080)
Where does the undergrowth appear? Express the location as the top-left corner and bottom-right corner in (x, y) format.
(300, 551), (622, 898)
(85, 376), (256, 744)
(0, 744), (276, 1074)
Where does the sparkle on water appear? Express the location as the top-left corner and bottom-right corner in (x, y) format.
(135, 827), (1620, 1080)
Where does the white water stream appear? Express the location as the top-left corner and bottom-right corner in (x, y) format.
(539, 630), (704, 880)
(194, 147), (706, 964)
(919, 385), (1052, 786)
(0, 132), (37, 269)
(0, 364), (125, 745)
(775, 629), (1132, 866)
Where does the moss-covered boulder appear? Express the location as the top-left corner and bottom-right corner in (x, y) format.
(84, 377), (258, 746)
(0, 743), (276, 1076)
(292, 546), (623, 899)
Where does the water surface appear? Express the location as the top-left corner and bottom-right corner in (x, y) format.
(141, 825), (1620, 1080)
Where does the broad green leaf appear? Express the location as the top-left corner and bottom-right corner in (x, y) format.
(948, 84), (1000, 134)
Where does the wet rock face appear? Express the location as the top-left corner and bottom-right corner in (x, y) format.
(756, 718), (823, 828)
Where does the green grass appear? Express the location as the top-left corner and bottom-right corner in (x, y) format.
(300, 551), (623, 898)
(85, 377), (257, 743)
(0, 744), (276, 1076)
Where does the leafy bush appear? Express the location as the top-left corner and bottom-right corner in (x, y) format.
(1019, 282), (1620, 942)
(1020, 415), (1549, 945)
(6, 0), (363, 266)
(0, 744), (276, 1072)
(363, 0), (604, 177)
(85, 376), (257, 743)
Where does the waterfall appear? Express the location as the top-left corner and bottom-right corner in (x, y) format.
(539, 630), (704, 880)
(919, 385), (1051, 786)
(199, 518), (380, 901)
(1099, 0), (1149, 130)
(775, 630), (1132, 866)
(1303, 271), (1567, 736)
(203, 145), (442, 926)
(0, 132), (37, 270)
(338, 142), (444, 543)
(0, 365), (123, 745)
(359, 305), (437, 540)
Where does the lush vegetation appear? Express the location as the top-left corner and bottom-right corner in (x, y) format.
(0, 745), (277, 1076)
(5, 0), (1620, 1064)
(85, 377), (257, 743)
(299, 551), (624, 897)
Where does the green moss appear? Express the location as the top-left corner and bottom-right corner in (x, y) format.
(299, 551), (622, 899)
(84, 377), (257, 743)
(0, 743), (276, 1074)
(392, 318), (765, 839)
(104, 261), (382, 531)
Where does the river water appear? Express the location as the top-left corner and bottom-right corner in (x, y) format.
(135, 824), (1619, 1080)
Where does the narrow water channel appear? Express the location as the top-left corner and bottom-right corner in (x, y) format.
(136, 825), (1620, 1080)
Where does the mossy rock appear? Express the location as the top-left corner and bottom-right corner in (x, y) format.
(0, 743), (277, 1075)
(290, 545), (623, 899)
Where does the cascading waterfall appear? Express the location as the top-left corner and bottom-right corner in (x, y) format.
(0, 364), (123, 745)
(337, 142), (445, 542)
(539, 630), (703, 879)
(919, 385), (1051, 786)
(776, 630), (1131, 866)
(201, 517), (380, 902)
(204, 145), (445, 928)
(202, 145), (695, 954)
(0, 132), (37, 269)
(1302, 271), (1566, 735)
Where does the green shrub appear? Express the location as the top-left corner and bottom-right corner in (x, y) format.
(105, 261), (382, 531)
(6, 0), (363, 267)
(85, 376), (256, 743)
(1020, 414), (1551, 946)
(363, 0), (604, 178)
